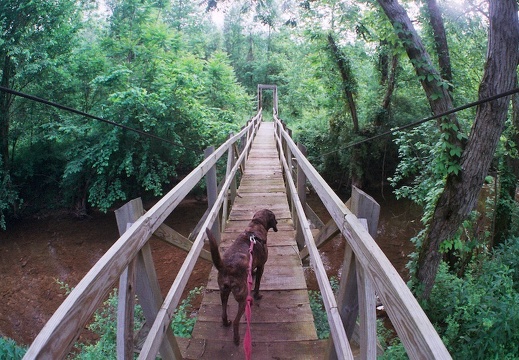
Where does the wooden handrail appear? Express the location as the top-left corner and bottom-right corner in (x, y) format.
(137, 113), (261, 360)
(23, 111), (262, 360)
(273, 115), (451, 360)
(274, 120), (354, 359)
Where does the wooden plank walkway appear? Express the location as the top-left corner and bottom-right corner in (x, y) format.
(181, 122), (326, 359)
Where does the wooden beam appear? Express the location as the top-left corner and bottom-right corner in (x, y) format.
(205, 146), (220, 243)
(299, 216), (340, 261)
(304, 202), (324, 230)
(222, 136), (235, 231)
(350, 186), (380, 239)
(117, 262), (136, 360)
(115, 198), (180, 359)
(114, 199), (141, 360)
(295, 143), (307, 249)
(356, 254), (378, 359)
(153, 223), (211, 262)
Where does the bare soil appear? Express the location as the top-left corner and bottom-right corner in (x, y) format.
(0, 197), (212, 346)
(0, 191), (420, 347)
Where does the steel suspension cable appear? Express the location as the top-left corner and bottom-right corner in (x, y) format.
(0, 85), (183, 147)
(320, 87), (519, 156)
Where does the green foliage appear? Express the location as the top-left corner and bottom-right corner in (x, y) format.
(389, 123), (445, 212)
(422, 238), (519, 359)
(0, 160), (20, 230)
(171, 286), (204, 338)
(74, 286), (203, 358)
(75, 289), (122, 359)
(0, 337), (26, 360)
(308, 277), (339, 339)
(0, 0), (251, 226)
(376, 320), (407, 360)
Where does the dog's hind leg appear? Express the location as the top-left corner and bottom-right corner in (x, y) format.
(220, 288), (232, 327)
(233, 299), (246, 345)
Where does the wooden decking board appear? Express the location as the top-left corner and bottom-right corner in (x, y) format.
(227, 209), (292, 221)
(219, 234), (298, 247)
(197, 290), (314, 323)
(226, 202), (289, 212)
(215, 244), (301, 261)
(187, 122), (322, 359)
(192, 321), (318, 342)
(206, 265), (307, 291)
(222, 219), (294, 229)
(179, 338), (327, 360)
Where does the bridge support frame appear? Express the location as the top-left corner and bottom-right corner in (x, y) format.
(257, 84), (278, 114)
(115, 198), (181, 359)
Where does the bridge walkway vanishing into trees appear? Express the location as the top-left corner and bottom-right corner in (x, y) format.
(181, 121), (324, 359)
(22, 86), (452, 360)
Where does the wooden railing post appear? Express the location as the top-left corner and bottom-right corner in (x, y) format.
(283, 125), (293, 214)
(222, 134), (237, 231)
(115, 203), (138, 360)
(205, 146), (221, 243)
(115, 198), (181, 360)
(295, 143), (307, 250)
(326, 186), (380, 360)
(356, 253), (378, 359)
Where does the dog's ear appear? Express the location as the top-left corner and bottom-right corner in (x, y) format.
(268, 210), (278, 232)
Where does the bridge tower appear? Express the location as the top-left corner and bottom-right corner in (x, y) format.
(257, 84), (278, 114)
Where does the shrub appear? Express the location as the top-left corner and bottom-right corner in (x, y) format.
(422, 237), (519, 359)
(0, 337), (26, 360)
(74, 286), (203, 358)
(0, 160), (21, 230)
(308, 277), (339, 339)
(171, 286), (204, 338)
(74, 289), (128, 359)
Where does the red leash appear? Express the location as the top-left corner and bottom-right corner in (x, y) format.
(244, 235), (256, 360)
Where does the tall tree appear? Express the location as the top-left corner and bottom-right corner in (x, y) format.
(0, 0), (79, 171)
(417, 0), (518, 297)
(377, 0), (519, 297)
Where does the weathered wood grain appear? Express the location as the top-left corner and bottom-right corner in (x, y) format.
(178, 338), (328, 360)
(189, 122), (322, 359)
(274, 115), (452, 360)
(22, 116), (259, 360)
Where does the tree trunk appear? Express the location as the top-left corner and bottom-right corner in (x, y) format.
(377, 0), (519, 297)
(425, 0), (453, 86)
(381, 54), (398, 112)
(376, 0), (462, 154)
(417, 0), (519, 297)
(0, 55), (13, 171)
(327, 34), (359, 133)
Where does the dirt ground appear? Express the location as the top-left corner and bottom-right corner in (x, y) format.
(0, 196), (212, 346)
(0, 191), (420, 348)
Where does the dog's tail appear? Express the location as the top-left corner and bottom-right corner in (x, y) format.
(205, 228), (223, 271)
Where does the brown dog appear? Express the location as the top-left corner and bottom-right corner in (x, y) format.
(205, 209), (278, 345)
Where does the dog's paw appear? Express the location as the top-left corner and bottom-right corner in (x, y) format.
(253, 292), (263, 300)
(223, 319), (232, 327)
(233, 335), (240, 345)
